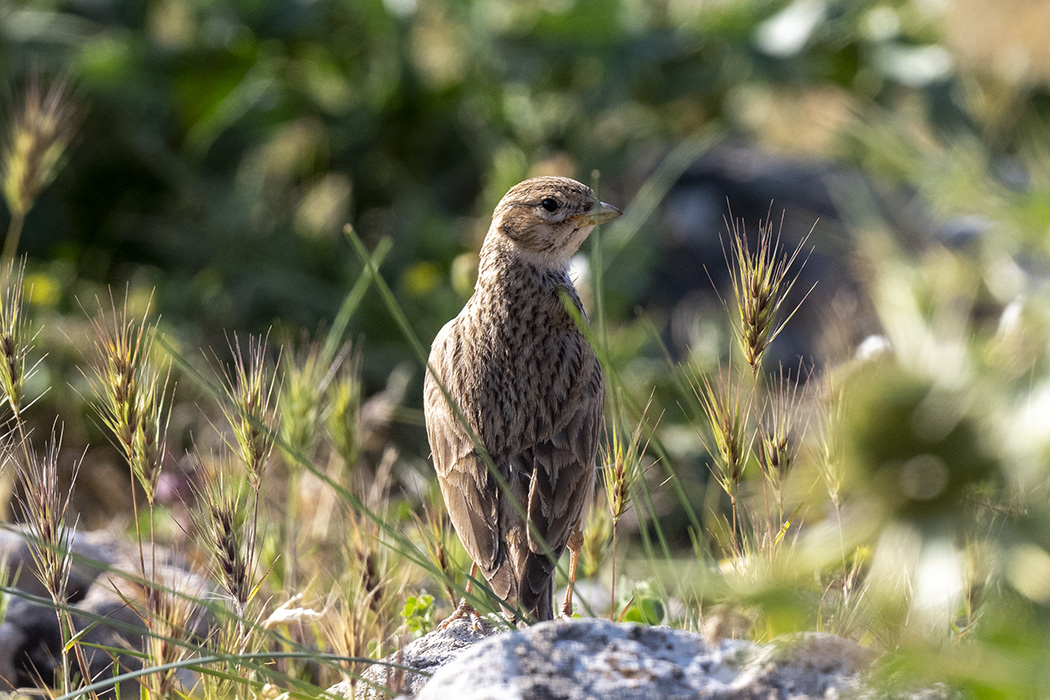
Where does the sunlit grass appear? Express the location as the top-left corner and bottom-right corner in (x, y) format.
(1, 122), (1050, 700)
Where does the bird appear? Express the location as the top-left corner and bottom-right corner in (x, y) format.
(424, 176), (621, 624)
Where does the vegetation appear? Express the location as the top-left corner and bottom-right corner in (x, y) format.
(2, 0), (1050, 698)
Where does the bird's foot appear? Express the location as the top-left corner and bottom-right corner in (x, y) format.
(438, 599), (485, 632)
(560, 584), (578, 619)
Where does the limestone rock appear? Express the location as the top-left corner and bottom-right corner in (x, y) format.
(374, 618), (953, 700)
(327, 615), (501, 699)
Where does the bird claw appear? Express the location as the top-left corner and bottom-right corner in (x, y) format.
(438, 599), (485, 632)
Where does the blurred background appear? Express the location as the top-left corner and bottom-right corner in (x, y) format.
(4, 0), (1050, 687)
(4, 0), (1050, 529)
(4, 0), (1047, 358)
(4, 0), (1050, 507)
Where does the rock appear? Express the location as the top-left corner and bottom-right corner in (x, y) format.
(326, 615), (501, 699)
(0, 598), (64, 691)
(0, 527), (206, 698)
(0, 527), (119, 602)
(390, 618), (951, 700)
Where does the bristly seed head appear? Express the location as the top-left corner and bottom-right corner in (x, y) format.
(1, 73), (79, 218)
(0, 262), (35, 418)
(725, 212), (813, 375)
(217, 331), (280, 485)
(88, 292), (170, 505)
(694, 365), (752, 497)
(757, 364), (809, 506)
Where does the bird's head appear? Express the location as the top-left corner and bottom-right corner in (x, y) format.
(487, 176), (622, 265)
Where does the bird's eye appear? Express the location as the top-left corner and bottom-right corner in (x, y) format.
(540, 198), (558, 212)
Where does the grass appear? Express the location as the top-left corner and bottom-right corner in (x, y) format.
(1, 77), (1050, 700)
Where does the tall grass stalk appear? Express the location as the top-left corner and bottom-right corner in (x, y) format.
(86, 294), (183, 696)
(1, 74), (78, 270)
(694, 365), (752, 555)
(725, 211), (812, 379)
(14, 430), (87, 697)
(88, 295), (171, 579)
(756, 364), (808, 548)
(600, 411), (649, 619)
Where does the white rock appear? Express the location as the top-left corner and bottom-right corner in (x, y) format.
(330, 618), (954, 700)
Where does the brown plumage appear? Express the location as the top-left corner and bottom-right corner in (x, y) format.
(424, 176), (621, 623)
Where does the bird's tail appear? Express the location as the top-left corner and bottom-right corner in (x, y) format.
(487, 545), (559, 625)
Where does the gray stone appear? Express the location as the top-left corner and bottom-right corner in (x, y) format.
(0, 526), (119, 602)
(0, 527), (206, 698)
(349, 618), (953, 700)
(328, 615), (501, 699)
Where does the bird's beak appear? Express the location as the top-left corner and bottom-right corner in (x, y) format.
(573, 201), (623, 227)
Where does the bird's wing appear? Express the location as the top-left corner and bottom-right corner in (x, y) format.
(424, 337), (502, 575)
(525, 361), (604, 557)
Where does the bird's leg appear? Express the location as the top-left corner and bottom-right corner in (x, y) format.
(438, 562), (485, 631)
(560, 527), (584, 619)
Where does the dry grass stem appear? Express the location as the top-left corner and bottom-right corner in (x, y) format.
(194, 450), (258, 613)
(0, 262), (39, 426)
(695, 366), (753, 552)
(725, 212), (812, 376)
(218, 332), (280, 487)
(89, 294), (170, 506)
(1, 73), (79, 267)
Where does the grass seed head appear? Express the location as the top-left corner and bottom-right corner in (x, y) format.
(0, 262), (34, 418)
(695, 367), (752, 497)
(280, 337), (328, 461)
(757, 365), (809, 505)
(601, 416), (649, 526)
(725, 213), (812, 375)
(326, 344), (362, 472)
(218, 332), (280, 486)
(581, 503), (612, 579)
(193, 451), (256, 609)
(89, 293), (169, 504)
(15, 430), (79, 601)
(1, 73), (79, 218)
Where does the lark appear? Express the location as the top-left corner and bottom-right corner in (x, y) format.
(424, 176), (621, 623)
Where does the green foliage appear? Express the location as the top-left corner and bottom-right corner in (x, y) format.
(618, 580), (665, 626)
(401, 591), (436, 638)
(3, 1), (1050, 698)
